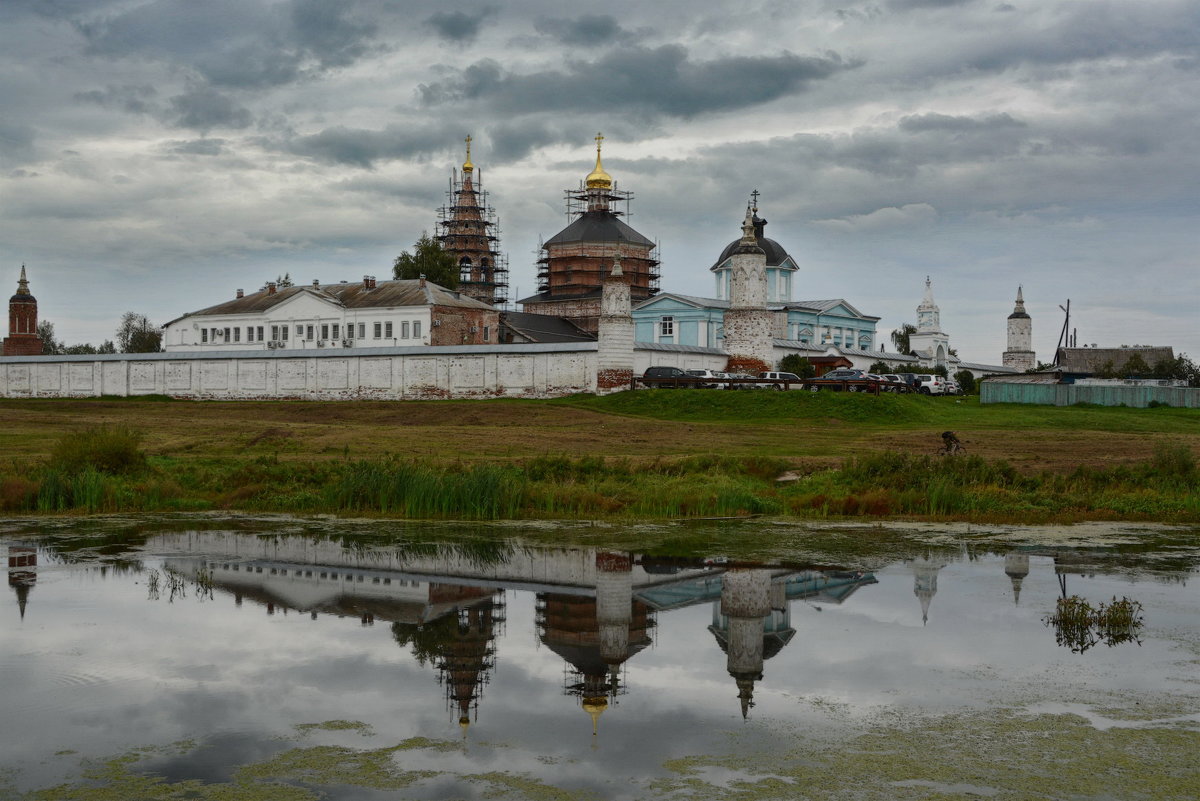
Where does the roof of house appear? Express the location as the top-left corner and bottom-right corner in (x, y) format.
(1054, 346), (1174, 374)
(499, 312), (596, 343)
(168, 279), (492, 324)
(544, 210), (656, 249)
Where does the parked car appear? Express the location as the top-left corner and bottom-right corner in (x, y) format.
(880, 374), (910, 392)
(944, 378), (962, 395)
(914, 374), (946, 395)
(761, 371), (802, 382)
(641, 366), (691, 387)
(685, 368), (723, 388)
(819, 368), (868, 380)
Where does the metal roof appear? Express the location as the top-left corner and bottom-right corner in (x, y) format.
(543, 210), (655, 248)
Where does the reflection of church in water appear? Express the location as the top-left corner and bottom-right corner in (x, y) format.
(133, 534), (880, 731)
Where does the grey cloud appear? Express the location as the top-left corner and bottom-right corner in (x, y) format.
(424, 8), (496, 43)
(898, 111), (1026, 132)
(534, 14), (632, 46)
(420, 45), (855, 118)
(0, 121), (37, 166)
(890, 0), (975, 9)
(78, 0), (378, 89)
(166, 87), (253, 131)
(73, 84), (158, 114)
(283, 123), (456, 168)
(166, 138), (227, 156)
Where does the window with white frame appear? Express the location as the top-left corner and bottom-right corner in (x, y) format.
(483, 325), (490, 341)
(233, 328), (240, 342)
(385, 322), (393, 338)
(271, 325), (279, 341)
(373, 322), (381, 339)
(332, 323), (340, 339)
(413, 321), (421, 338)
(401, 321), (410, 338)
(201, 328), (208, 343)
(246, 327), (253, 342)
(224, 327), (231, 341)
(321, 324), (329, 340)
(281, 326), (288, 341)
(306, 325), (314, 340)
(659, 316), (674, 337)
(358, 323), (365, 339)
(257, 326), (264, 342)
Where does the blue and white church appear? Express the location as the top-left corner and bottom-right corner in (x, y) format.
(632, 204), (880, 352)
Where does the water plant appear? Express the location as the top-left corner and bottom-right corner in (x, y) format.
(1045, 595), (1144, 653)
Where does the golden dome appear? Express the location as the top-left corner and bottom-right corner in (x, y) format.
(585, 132), (612, 190)
(581, 695), (608, 735)
(462, 134), (474, 173)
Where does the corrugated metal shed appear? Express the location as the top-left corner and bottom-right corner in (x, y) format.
(982, 378), (1200, 408)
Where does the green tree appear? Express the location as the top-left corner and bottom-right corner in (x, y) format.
(931, 364), (949, 377)
(890, 323), (916, 356)
(778, 354), (816, 378)
(953, 369), (977, 394)
(393, 233), (458, 289)
(1120, 353), (1152, 378)
(37, 320), (64, 355)
(116, 312), (163, 353)
(260, 272), (294, 291)
(868, 360), (892, 374)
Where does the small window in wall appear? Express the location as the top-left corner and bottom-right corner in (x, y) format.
(295, 324), (303, 336)
(385, 322), (393, 338)
(659, 316), (674, 337)
(257, 326), (264, 342)
(224, 327), (231, 341)
(281, 326), (289, 341)
(271, 325), (279, 341)
(413, 321), (421, 338)
(401, 321), (410, 338)
(483, 325), (490, 341)
(332, 323), (340, 339)
(201, 329), (208, 343)
(373, 322), (382, 339)
(233, 328), (240, 342)
(246, 327), (253, 342)
(321, 324), (329, 340)
(358, 323), (365, 339)
(306, 325), (314, 341)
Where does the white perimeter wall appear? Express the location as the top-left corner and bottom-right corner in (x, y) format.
(0, 343), (598, 400)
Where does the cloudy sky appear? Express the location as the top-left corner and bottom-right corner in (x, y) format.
(1, 0), (1197, 362)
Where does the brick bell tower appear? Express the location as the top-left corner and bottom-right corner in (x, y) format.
(4, 265), (43, 356)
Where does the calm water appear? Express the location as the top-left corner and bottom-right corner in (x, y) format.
(2, 521), (1198, 800)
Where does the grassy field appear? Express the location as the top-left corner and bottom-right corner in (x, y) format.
(1, 391), (1197, 521)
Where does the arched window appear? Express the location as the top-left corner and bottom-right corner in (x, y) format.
(459, 257), (472, 281)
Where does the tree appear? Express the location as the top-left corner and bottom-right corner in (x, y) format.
(393, 232), (458, 288)
(1120, 353), (1151, 378)
(778, 354), (816, 378)
(869, 360), (892, 374)
(954, 369), (977, 394)
(37, 320), (63, 355)
(891, 323), (916, 356)
(260, 272), (294, 291)
(116, 312), (163, 353)
(931, 364), (949, 377)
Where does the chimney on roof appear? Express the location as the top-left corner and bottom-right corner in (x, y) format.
(267, 282), (277, 295)
(371, 275), (377, 289)
(363, 275), (370, 290)
(236, 288), (244, 299)
(419, 273), (426, 288)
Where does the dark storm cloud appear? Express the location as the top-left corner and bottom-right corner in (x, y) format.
(77, 0), (378, 89)
(889, 0), (975, 9)
(424, 7), (496, 43)
(166, 138), (227, 156)
(898, 112), (1026, 133)
(167, 87), (254, 131)
(534, 14), (633, 46)
(420, 45), (855, 118)
(283, 123), (457, 168)
(74, 84), (158, 114)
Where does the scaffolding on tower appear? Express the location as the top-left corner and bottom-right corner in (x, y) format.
(437, 167), (510, 307)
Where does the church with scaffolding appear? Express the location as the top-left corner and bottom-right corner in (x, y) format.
(518, 134), (660, 335)
(437, 136), (509, 307)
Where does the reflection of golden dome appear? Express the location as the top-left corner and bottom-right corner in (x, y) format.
(582, 695), (608, 735)
(585, 132), (612, 189)
(463, 134), (474, 173)
(459, 715), (471, 737)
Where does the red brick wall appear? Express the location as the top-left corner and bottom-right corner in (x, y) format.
(430, 305), (501, 346)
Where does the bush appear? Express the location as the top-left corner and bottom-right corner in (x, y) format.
(50, 425), (147, 475)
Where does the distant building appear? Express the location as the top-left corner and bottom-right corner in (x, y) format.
(1054, 345), (1174, 377)
(519, 134), (660, 334)
(162, 276), (499, 351)
(437, 136), (508, 306)
(1002, 287), (1035, 371)
(4, 266), (42, 357)
(908, 277), (951, 368)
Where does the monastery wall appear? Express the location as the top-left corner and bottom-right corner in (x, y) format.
(0, 343), (598, 400)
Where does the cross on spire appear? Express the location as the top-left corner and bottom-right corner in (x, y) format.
(595, 132), (604, 154)
(750, 189), (760, 212)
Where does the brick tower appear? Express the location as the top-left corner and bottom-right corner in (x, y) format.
(3, 266), (43, 356)
(437, 136), (508, 306)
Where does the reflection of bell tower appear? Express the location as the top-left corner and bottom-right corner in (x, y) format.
(909, 554), (951, 625)
(708, 569), (775, 719)
(436, 596), (504, 730)
(536, 551), (653, 735)
(1004, 552), (1030, 605)
(7, 544), (37, 620)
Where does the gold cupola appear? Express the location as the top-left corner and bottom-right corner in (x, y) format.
(462, 134), (474, 173)
(585, 132), (612, 190)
